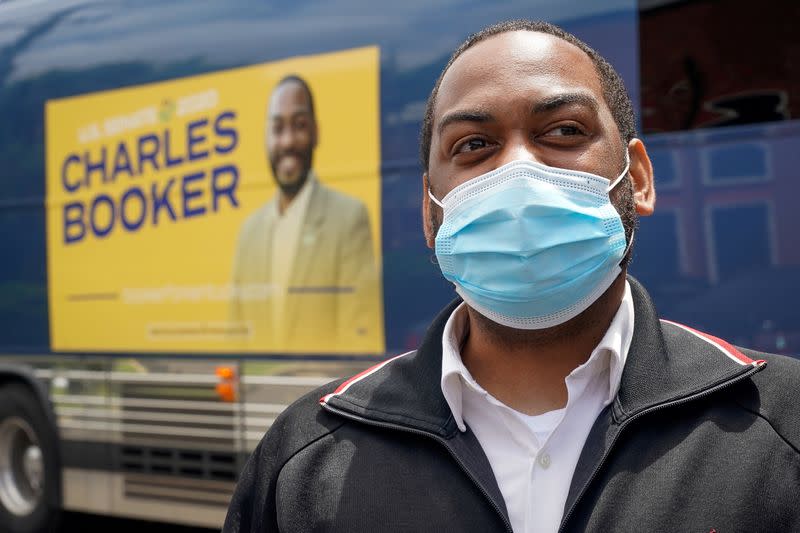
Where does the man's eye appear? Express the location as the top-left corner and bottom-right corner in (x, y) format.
(545, 125), (583, 137)
(456, 138), (489, 153)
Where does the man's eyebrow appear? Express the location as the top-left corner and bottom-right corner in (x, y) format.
(532, 93), (599, 114)
(437, 110), (494, 136)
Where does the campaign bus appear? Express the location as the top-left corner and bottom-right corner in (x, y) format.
(0, 0), (797, 530)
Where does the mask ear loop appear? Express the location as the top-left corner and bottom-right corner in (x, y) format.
(606, 149), (631, 192)
(619, 229), (635, 266)
(609, 149), (634, 265)
(426, 188), (444, 266)
(428, 188), (445, 208)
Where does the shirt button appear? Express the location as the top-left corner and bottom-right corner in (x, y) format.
(539, 453), (551, 469)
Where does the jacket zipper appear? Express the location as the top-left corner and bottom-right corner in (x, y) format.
(557, 362), (766, 533)
(320, 403), (514, 533)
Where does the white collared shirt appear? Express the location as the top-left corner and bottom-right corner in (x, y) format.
(440, 281), (635, 533)
(271, 171), (316, 335)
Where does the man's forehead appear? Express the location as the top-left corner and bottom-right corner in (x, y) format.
(434, 30), (602, 118)
(269, 81), (311, 115)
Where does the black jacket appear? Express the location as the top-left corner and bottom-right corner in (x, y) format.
(224, 278), (800, 532)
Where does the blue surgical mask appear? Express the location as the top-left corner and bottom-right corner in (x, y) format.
(428, 154), (631, 329)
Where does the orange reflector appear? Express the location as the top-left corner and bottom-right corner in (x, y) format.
(216, 366), (236, 380)
(216, 382), (236, 403)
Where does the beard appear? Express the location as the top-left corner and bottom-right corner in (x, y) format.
(269, 148), (314, 197)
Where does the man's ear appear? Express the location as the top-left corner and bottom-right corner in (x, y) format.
(628, 138), (656, 216)
(422, 173), (436, 249)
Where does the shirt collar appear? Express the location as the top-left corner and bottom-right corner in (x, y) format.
(440, 280), (635, 432)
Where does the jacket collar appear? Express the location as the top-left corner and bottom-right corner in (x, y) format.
(613, 277), (764, 421)
(321, 297), (461, 438)
(301, 172), (326, 230)
(320, 276), (765, 436)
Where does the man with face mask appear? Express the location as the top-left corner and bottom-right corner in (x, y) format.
(224, 21), (800, 533)
(231, 75), (380, 352)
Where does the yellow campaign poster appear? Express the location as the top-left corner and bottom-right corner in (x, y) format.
(45, 46), (384, 354)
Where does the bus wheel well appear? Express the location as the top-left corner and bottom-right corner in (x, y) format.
(0, 368), (58, 429)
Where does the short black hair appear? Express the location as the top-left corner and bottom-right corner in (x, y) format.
(272, 74), (316, 121)
(419, 20), (637, 171)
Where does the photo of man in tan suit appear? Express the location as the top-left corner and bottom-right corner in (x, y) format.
(231, 75), (381, 352)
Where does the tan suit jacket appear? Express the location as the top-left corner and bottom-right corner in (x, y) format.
(231, 179), (381, 353)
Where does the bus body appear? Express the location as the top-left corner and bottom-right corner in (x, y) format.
(0, 0), (796, 529)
